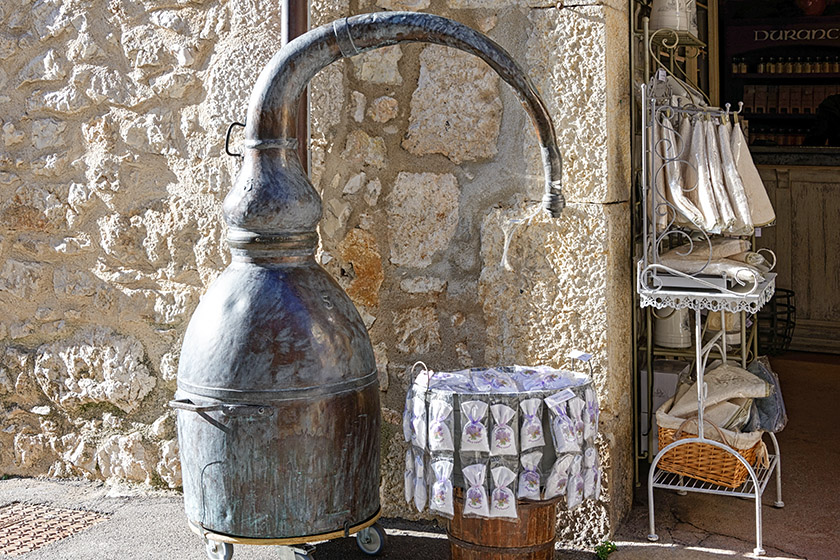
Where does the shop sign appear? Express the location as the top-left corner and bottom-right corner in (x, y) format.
(753, 27), (840, 42)
(726, 19), (840, 54)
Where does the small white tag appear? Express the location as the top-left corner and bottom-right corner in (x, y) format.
(755, 227), (762, 238)
(552, 388), (576, 404)
(656, 68), (667, 82)
(568, 350), (592, 362)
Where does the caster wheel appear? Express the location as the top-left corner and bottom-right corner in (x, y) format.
(647, 534), (659, 542)
(292, 544), (316, 560)
(355, 523), (386, 555)
(205, 539), (233, 560)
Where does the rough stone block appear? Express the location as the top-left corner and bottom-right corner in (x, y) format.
(339, 228), (384, 308)
(33, 327), (156, 413)
(352, 45), (403, 85)
(403, 45), (502, 164)
(526, 5), (630, 204)
(393, 306), (441, 355)
(367, 96), (399, 123)
(386, 172), (460, 267)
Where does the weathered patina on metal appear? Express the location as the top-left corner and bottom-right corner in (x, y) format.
(172, 11), (566, 542)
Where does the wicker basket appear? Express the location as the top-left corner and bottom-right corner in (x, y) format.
(656, 400), (767, 489)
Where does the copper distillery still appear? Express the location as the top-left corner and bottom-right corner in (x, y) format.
(170, 11), (565, 560)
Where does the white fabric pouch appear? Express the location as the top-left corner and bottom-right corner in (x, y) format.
(584, 388), (600, 444)
(428, 399), (454, 452)
(413, 450), (427, 512)
(568, 396), (586, 448)
(411, 396), (427, 450)
(490, 466), (518, 520)
(567, 454), (585, 510)
(462, 463), (490, 518)
(490, 403), (517, 456)
(404, 448), (414, 504)
(460, 400), (490, 453)
(583, 446), (601, 501)
(545, 391), (579, 454)
(518, 451), (543, 500)
(544, 454), (575, 501)
(430, 460), (454, 518)
(519, 398), (545, 451)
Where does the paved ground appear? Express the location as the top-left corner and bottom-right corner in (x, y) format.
(0, 353), (834, 560)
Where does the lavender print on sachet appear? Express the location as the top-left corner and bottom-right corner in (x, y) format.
(490, 403), (517, 456)
(460, 400), (490, 453)
(462, 463), (490, 518)
(519, 398), (545, 451)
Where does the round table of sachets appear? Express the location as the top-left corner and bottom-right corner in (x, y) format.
(402, 365), (602, 560)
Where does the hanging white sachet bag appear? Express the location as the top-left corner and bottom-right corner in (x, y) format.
(660, 114), (706, 229)
(411, 396), (427, 450)
(718, 121), (754, 235)
(413, 450), (427, 512)
(490, 466), (518, 520)
(545, 390), (579, 454)
(460, 400), (490, 453)
(583, 446), (601, 500)
(567, 454), (585, 510)
(687, 115), (722, 232)
(584, 388), (600, 444)
(731, 120), (776, 226)
(404, 449), (414, 504)
(568, 396), (586, 449)
(704, 119), (736, 231)
(402, 391), (413, 442)
(519, 398), (546, 451)
(518, 450), (543, 500)
(490, 403), (517, 456)
(430, 459), (454, 518)
(544, 454), (575, 501)
(462, 463), (490, 518)
(428, 399), (455, 452)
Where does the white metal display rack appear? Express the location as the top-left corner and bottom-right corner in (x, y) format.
(638, 81), (784, 557)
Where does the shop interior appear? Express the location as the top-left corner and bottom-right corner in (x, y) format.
(630, 0), (840, 556)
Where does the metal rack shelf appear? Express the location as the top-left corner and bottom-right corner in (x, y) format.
(651, 452), (781, 501)
(639, 270), (777, 314)
(637, 79), (784, 556)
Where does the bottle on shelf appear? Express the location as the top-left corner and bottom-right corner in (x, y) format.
(775, 58), (785, 73)
(804, 57), (813, 73)
(821, 57), (832, 73)
(833, 56), (840, 74)
(784, 57), (794, 74)
(757, 57), (766, 74)
(740, 58), (749, 74)
(795, 57), (804, 74)
(732, 57), (740, 74)
(768, 57), (776, 74)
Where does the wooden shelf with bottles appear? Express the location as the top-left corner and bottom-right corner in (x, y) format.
(723, 9), (840, 148)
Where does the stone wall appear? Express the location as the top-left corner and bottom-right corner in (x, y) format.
(0, 0), (631, 545)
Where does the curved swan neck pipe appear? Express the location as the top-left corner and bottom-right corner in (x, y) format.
(244, 12), (564, 217)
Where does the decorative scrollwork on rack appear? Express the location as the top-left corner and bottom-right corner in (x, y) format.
(638, 80), (777, 309)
